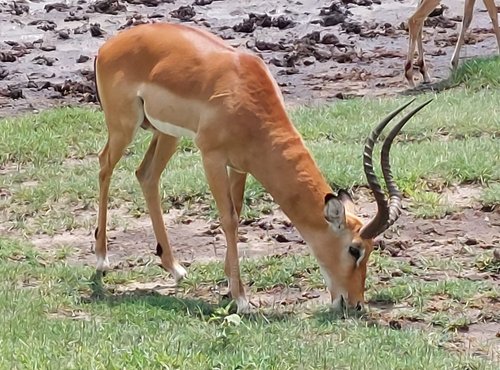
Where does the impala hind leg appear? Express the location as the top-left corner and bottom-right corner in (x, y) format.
(416, 27), (432, 83)
(202, 155), (248, 313)
(405, 0), (440, 86)
(450, 0), (476, 70)
(95, 130), (135, 274)
(483, 0), (500, 54)
(135, 132), (187, 282)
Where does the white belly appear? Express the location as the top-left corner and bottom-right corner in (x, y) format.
(143, 109), (196, 138)
(138, 83), (207, 139)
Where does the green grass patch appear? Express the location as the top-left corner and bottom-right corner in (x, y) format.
(0, 237), (496, 369)
(1, 88), (499, 232)
(408, 190), (458, 219)
(452, 56), (500, 89)
(480, 183), (500, 207)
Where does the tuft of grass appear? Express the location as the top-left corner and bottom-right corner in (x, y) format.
(475, 253), (500, 274)
(408, 190), (458, 219)
(480, 183), (500, 208)
(452, 56), (500, 89)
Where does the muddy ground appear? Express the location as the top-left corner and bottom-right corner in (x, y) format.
(1, 0), (499, 362)
(1, 0), (500, 118)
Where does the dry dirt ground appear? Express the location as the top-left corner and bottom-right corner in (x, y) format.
(1, 0), (500, 363)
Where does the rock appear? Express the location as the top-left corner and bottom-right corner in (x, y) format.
(58, 30), (70, 40)
(464, 237), (479, 246)
(44, 3), (70, 12)
(303, 57), (315, 66)
(321, 33), (339, 45)
(40, 45), (56, 52)
(194, 0), (214, 5)
(89, 0), (127, 15)
(0, 52), (17, 63)
(32, 56), (56, 66)
(274, 234), (290, 243)
(73, 25), (88, 34)
(76, 55), (90, 63)
(321, 15), (345, 27)
(90, 23), (105, 37)
(170, 6), (196, 22)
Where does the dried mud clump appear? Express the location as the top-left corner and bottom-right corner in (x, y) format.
(233, 13), (296, 33)
(44, 3), (70, 13)
(7, 2), (29, 15)
(318, 1), (351, 27)
(124, 0), (175, 7)
(119, 13), (157, 30)
(88, 0), (127, 15)
(170, 6), (196, 21)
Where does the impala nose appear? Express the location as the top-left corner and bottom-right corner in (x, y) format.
(355, 302), (364, 311)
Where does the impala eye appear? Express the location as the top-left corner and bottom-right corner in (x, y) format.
(348, 246), (361, 261)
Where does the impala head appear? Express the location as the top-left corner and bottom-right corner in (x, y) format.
(318, 100), (432, 312)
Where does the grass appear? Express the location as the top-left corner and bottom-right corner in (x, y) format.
(1, 87), (499, 232)
(481, 183), (500, 208)
(452, 56), (500, 89)
(0, 236), (498, 369)
(408, 191), (458, 219)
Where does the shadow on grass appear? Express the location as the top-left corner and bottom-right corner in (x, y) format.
(82, 273), (392, 327)
(82, 272), (219, 317)
(398, 78), (458, 96)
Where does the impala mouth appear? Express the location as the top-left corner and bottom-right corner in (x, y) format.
(331, 294), (346, 311)
(332, 295), (365, 314)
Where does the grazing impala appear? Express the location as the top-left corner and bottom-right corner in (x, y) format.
(405, 0), (500, 87)
(94, 23), (430, 313)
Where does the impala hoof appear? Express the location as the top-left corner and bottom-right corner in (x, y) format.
(96, 256), (110, 272)
(236, 297), (251, 314)
(171, 262), (187, 283)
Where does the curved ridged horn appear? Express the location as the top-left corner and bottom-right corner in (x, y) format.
(359, 99), (432, 239)
(379, 99), (433, 231)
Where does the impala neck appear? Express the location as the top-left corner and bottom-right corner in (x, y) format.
(248, 116), (333, 239)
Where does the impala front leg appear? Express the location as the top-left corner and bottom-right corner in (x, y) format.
(201, 152), (248, 313)
(405, 0), (440, 86)
(405, 12), (422, 87)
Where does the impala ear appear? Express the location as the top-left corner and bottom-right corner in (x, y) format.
(324, 193), (347, 233)
(337, 189), (355, 214)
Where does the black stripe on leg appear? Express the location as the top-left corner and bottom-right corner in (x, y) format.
(156, 243), (163, 257)
(94, 227), (99, 240)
